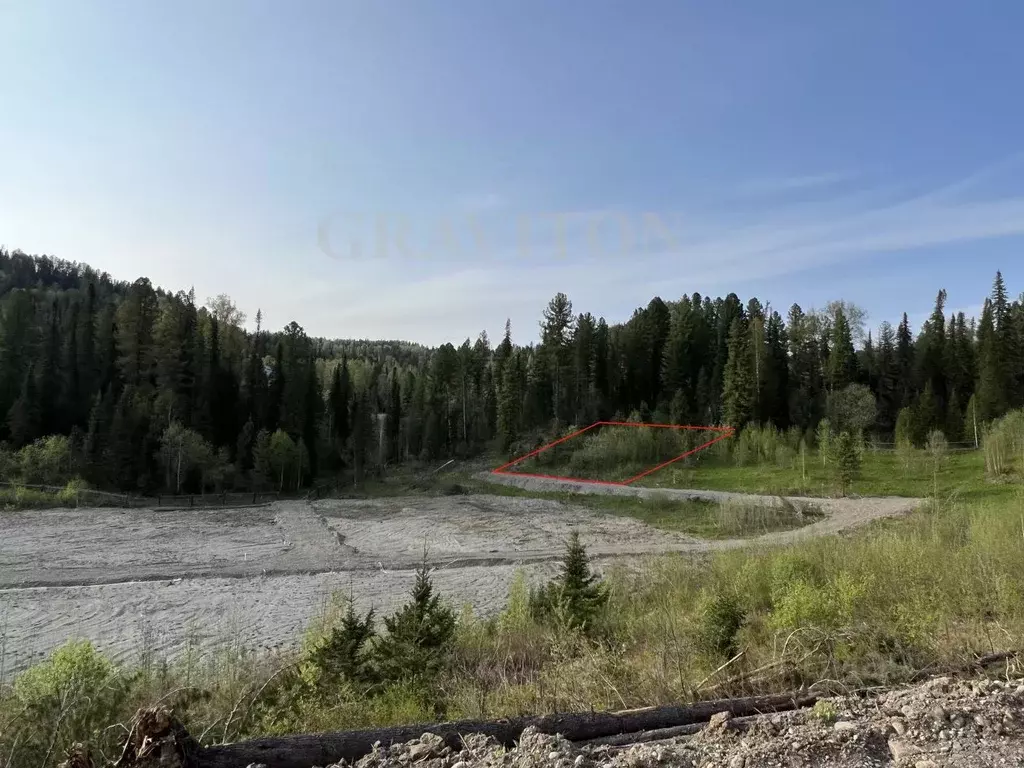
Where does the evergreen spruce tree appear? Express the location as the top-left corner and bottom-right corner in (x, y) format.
(7, 364), (40, 448)
(976, 298), (1007, 421)
(252, 427), (272, 490)
(722, 317), (754, 428)
(235, 417), (256, 477)
(497, 352), (522, 453)
(830, 431), (861, 495)
(532, 531), (609, 631)
(372, 560), (456, 683)
(328, 357), (351, 463)
(944, 389), (963, 443)
(896, 313), (915, 407)
(915, 382), (939, 444)
(388, 375), (403, 463)
(310, 599), (375, 686)
(826, 308), (857, 391)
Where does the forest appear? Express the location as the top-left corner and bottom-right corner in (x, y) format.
(0, 246), (1021, 495)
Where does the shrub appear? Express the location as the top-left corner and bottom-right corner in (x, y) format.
(3, 640), (133, 765)
(695, 591), (745, 659)
(983, 409), (1024, 479)
(58, 477), (89, 506)
(811, 699), (838, 724)
(816, 418), (833, 467)
(16, 435), (74, 486)
(498, 570), (534, 634)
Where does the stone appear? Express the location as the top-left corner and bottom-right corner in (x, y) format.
(888, 738), (922, 762)
(707, 711), (733, 730)
(833, 721), (857, 733)
(923, 676), (952, 693)
(914, 761), (940, 768)
(890, 718), (909, 736)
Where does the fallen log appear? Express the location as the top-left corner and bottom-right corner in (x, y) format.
(186, 691), (816, 768)
(581, 713), (765, 748)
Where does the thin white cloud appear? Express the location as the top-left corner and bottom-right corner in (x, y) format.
(735, 171), (858, 196)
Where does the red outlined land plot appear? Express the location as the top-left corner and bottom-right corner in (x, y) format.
(492, 421), (735, 486)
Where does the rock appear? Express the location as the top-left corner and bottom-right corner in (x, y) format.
(889, 738), (922, 762)
(890, 717), (909, 736)
(924, 676), (952, 693)
(728, 757), (746, 768)
(914, 761), (939, 768)
(706, 711), (733, 731)
(574, 756), (586, 767)
(406, 734), (446, 763)
(929, 704), (948, 722)
(833, 721), (857, 733)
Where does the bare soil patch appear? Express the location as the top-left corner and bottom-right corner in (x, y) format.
(0, 484), (921, 678)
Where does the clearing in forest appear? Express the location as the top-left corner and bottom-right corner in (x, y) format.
(493, 421), (734, 485)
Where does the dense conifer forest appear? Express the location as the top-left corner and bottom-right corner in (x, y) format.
(0, 246), (1020, 493)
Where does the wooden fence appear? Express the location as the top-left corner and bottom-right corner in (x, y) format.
(0, 481), (281, 508)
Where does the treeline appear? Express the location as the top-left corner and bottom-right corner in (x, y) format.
(0, 246), (1021, 493)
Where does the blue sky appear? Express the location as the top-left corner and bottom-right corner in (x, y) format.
(2, 1), (1023, 345)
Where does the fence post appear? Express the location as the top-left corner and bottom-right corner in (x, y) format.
(189, 495), (194, 507)
(124, 492), (129, 508)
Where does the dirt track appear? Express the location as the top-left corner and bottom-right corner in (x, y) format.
(0, 482), (921, 679)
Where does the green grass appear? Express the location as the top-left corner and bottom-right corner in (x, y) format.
(458, 477), (816, 539)
(602, 494), (821, 539)
(638, 449), (1011, 503)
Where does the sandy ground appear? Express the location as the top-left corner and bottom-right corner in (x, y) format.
(0, 483), (920, 680)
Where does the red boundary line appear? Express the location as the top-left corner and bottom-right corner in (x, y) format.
(491, 421), (735, 486)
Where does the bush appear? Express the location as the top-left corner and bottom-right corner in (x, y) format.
(58, 477), (89, 506)
(3, 640), (133, 765)
(983, 409), (1024, 479)
(16, 435), (74, 486)
(695, 591), (745, 659)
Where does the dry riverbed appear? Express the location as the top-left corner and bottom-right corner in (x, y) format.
(0, 485), (920, 678)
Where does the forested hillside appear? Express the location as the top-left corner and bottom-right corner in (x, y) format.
(0, 246), (1021, 494)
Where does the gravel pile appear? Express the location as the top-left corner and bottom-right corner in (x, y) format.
(317, 674), (1024, 768)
